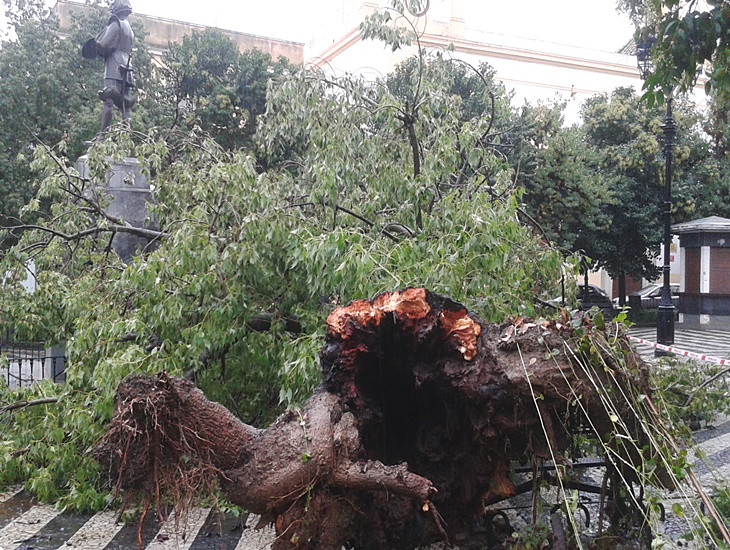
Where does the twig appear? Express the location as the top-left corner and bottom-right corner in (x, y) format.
(396, 107), (422, 179)
(209, 176), (229, 235)
(108, 223), (169, 240)
(24, 130), (168, 243)
(645, 395), (730, 546)
(684, 365), (730, 407)
(334, 206), (399, 243)
(6, 222), (169, 244)
(26, 127), (91, 189)
(6, 224), (101, 242)
(1, 397), (59, 414)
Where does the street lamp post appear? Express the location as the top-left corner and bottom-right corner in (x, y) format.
(636, 36), (676, 357)
(657, 96), (676, 356)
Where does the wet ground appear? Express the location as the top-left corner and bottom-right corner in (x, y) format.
(0, 492), (272, 550)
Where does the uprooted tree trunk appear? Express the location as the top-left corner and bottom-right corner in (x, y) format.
(94, 288), (663, 549)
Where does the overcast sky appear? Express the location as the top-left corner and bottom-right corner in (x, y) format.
(468, 0), (635, 52)
(116, 0), (634, 52)
(1, 0), (636, 54)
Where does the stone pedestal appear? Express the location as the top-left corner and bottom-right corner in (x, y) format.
(76, 155), (156, 264)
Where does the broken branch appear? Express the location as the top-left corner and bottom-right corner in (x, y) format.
(1, 397), (59, 414)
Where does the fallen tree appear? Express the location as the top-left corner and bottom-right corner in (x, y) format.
(94, 288), (669, 549)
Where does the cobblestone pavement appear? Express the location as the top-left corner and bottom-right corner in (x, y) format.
(0, 489), (274, 550)
(6, 435), (730, 550)
(1, 328), (729, 550)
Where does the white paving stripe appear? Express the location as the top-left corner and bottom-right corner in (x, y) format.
(679, 417), (730, 487)
(62, 510), (124, 549)
(687, 419), (730, 461)
(234, 515), (275, 550)
(0, 505), (60, 550)
(699, 461), (730, 487)
(0, 487), (22, 504)
(629, 330), (730, 358)
(700, 429), (730, 452)
(146, 507), (209, 550)
(684, 433), (730, 472)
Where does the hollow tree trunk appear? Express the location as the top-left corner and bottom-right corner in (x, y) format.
(95, 288), (656, 549)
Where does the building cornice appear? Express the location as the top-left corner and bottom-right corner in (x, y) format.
(308, 27), (362, 69)
(421, 35), (639, 79)
(52, 0), (304, 63)
(310, 26), (639, 80)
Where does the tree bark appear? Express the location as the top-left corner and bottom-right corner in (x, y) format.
(94, 287), (658, 549)
(618, 271), (627, 308)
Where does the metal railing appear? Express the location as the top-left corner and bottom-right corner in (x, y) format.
(0, 340), (66, 389)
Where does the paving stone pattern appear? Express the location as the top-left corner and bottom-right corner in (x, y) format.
(629, 327), (730, 364)
(5, 437), (730, 550)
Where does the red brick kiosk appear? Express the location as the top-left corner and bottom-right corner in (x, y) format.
(674, 216), (730, 329)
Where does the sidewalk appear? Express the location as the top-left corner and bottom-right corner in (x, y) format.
(628, 326), (730, 364)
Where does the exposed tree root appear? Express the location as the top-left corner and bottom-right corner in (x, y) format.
(94, 288), (663, 549)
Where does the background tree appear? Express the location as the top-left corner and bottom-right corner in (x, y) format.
(617, 0), (730, 100)
(2, 0), (47, 29)
(523, 124), (615, 287)
(160, 28), (295, 154)
(0, 32), (568, 510)
(614, 1), (730, 220)
(0, 1), (162, 237)
(580, 86), (709, 303)
(510, 100), (567, 191)
(688, 94), (730, 219)
(383, 54), (575, 204)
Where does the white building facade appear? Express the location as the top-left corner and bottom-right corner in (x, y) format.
(304, 0), (699, 125)
(305, 0), (707, 296)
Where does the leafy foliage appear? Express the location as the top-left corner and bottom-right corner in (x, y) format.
(159, 29), (296, 155)
(652, 357), (730, 429)
(618, 0), (730, 100)
(691, 95), (730, 219)
(580, 87), (664, 283)
(524, 124), (614, 258)
(616, 1), (730, 221)
(2, 0), (48, 29)
(580, 87), (711, 282)
(0, 41), (568, 509)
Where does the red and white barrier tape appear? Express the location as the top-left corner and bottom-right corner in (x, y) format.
(628, 336), (730, 366)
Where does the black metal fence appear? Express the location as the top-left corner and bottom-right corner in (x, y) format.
(0, 339), (66, 388)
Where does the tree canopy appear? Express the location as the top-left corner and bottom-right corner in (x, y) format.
(0, 40), (568, 510)
(618, 0), (730, 100)
(523, 119), (613, 262)
(159, 28), (296, 155)
(581, 87), (713, 285)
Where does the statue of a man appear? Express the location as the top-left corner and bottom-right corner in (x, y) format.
(82, 0), (135, 135)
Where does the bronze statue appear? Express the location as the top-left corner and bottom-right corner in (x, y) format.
(82, 0), (135, 135)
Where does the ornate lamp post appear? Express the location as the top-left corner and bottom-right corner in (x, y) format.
(636, 35), (676, 356)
